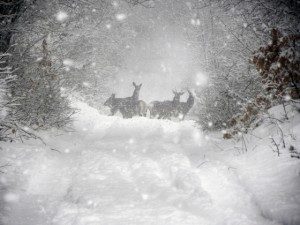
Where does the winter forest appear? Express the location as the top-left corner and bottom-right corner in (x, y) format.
(0, 0), (300, 224)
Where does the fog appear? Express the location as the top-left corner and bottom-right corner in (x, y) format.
(103, 0), (201, 102)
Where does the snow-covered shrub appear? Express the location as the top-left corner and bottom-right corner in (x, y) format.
(0, 54), (39, 142)
(183, 0), (299, 130)
(0, 75), (12, 141)
(252, 29), (300, 100)
(7, 40), (73, 130)
(224, 29), (299, 139)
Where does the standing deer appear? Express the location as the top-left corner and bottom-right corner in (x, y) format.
(104, 82), (142, 118)
(149, 90), (184, 119)
(177, 90), (195, 120)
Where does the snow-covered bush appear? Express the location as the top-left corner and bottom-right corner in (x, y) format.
(7, 40), (73, 130)
(10, 0), (138, 110)
(252, 29), (300, 100)
(0, 54), (40, 142)
(0, 74), (13, 141)
(224, 29), (299, 139)
(186, 0), (299, 130)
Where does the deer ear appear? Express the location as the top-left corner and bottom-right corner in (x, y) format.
(133, 82), (136, 87)
(139, 83), (142, 87)
(111, 93), (115, 98)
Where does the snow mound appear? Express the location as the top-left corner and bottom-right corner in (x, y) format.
(0, 101), (299, 225)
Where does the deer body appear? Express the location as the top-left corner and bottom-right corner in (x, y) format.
(104, 82), (143, 118)
(149, 91), (184, 119)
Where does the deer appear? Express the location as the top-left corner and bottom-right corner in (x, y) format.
(149, 90), (184, 119)
(177, 90), (195, 120)
(104, 82), (142, 118)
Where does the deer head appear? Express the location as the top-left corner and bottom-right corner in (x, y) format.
(132, 82), (142, 101)
(104, 93), (115, 107)
(172, 90), (185, 102)
(133, 82), (142, 89)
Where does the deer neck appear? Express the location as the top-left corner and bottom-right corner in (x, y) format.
(132, 89), (139, 101)
(172, 96), (180, 106)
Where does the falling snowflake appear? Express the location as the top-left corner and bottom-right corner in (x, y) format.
(284, 95), (291, 101)
(56, 11), (68, 22)
(128, 138), (135, 144)
(116, 13), (127, 21)
(83, 82), (90, 87)
(36, 57), (43, 62)
(63, 59), (74, 67)
(191, 19), (196, 25)
(112, 1), (119, 7)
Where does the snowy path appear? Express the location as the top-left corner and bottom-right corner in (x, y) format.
(1, 102), (299, 225)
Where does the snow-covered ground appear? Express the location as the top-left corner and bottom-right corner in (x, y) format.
(0, 101), (299, 225)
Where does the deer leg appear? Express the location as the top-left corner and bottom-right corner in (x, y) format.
(119, 108), (127, 118)
(149, 109), (155, 119)
(138, 108), (142, 116)
(110, 108), (117, 116)
(160, 114), (165, 119)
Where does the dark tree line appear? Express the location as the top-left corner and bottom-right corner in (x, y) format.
(0, 0), (25, 52)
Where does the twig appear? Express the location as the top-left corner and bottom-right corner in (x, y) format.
(50, 148), (62, 153)
(270, 137), (280, 156)
(241, 134), (248, 152)
(211, 141), (225, 151)
(197, 161), (208, 168)
(282, 102), (288, 120)
(251, 145), (258, 151)
(228, 166), (236, 171)
(0, 163), (11, 168)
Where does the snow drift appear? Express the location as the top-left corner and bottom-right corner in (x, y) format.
(0, 101), (299, 225)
